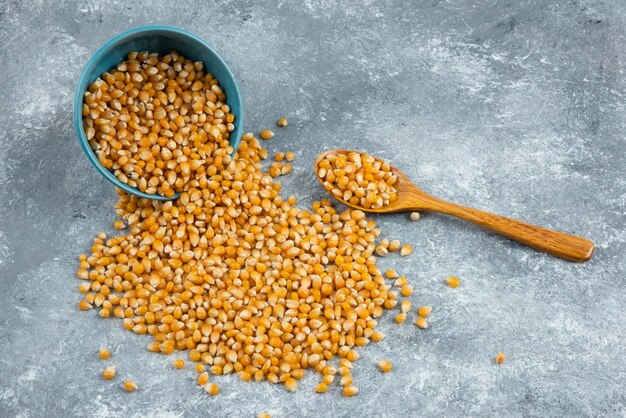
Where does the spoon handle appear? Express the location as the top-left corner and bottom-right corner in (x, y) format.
(423, 199), (594, 262)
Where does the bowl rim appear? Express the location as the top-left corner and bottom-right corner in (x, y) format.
(73, 25), (244, 201)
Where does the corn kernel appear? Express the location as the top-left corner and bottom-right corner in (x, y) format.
(123, 380), (138, 392)
(417, 306), (432, 317)
(260, 130), (274, 140)
(385, 269), (398, 279)
(102, 366), (116, 380)
(198, 372), (209, 386)
(343, 385), (359, 397)
(495, 353), (506, 364)
(99, 348), (110, 360)
(446, 276), (461, 288)
(377, 360), (392, 373)
(415, 317), (428, 329)
(400, 244), (413, 256)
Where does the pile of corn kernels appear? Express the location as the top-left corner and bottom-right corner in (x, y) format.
(317, 151), (399, 209)
(77, 51), (460, 401)
(82, 50), (236, 198)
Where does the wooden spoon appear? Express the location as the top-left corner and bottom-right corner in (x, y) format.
(315, 150), (594, 262)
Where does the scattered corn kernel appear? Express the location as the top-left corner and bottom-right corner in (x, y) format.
(395, 313), (406, 324)
(102, 366), (116, 380)
(401, 300), (412, 313)
(446, 276), (461, 288)
(410, 212), (420, 221)
(375, 245), (389, 256)
(385, 269), (398, 279)
(317, 151), (398, 209)
(99, 348), (110, 360)
(495, 353), (506, 364)
(394, 276), (407, 287)
(113, 220), (125, 230)
(277, 116), (288, 127)
(315, 383), (327, 393)
(340, 375), (353, 386)
(204, 383), (219, 396)
(285, 151), (295, 161)
(173, 359), (185, 369)
(371, 332), (385, 342)
(257, 413), (271, 418)
(343, 385), (359, 397)
(260, 129), (274, 140)
(198, 372), (209, 386)
(275, 152), (285, 161)
(196, 363), (205, 373)
(285, 378), (297, 392)
(415, 317), (428, 329)
(377, 360), (392, 373)
(388, 240), (401, 252)
(401, 285), (413, 297)
(123, 380), (138, 392)
(417, 306), (432, 317)
(400, 244), (413, 256)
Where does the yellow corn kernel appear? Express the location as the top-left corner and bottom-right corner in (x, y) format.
(401, 300), (412, 313)
(260, 129), (274, 140)
(99, 348), (110, 360)
(204, 383), (219, 396)
(446, 276), (460, 288)
(285, 151), (295, 161)
(417, 306), (432, 317)
(315, 383), (327, 393)
(400, 244), (413, 256)
(395, 313), (406, 324)
(385, 269), (398, 279)
(123, 380), (138, 392)
(401, 285), (413, 297)
(371, 332), (385, 342)
(415, 317), (428, 329)
(113, 220), (125, 230)
(78, 300), (92, 311)
(343, 385), (359, 397)
(196, 363), (206, 373)
(173, 359), (185, 369)
(346, 349), (359, 362)
(102, 366), (116, 380)
(388, 240), (401, 252)
(377, 360), (392, 373)
(284, 377), (297, 392)
(277, 116), (288, 127)
(394, 276), (407, 287)
(198, 372), (209, 386)
(495, 353), (506, 364)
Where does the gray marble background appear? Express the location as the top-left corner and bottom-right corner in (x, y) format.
(0, 0), (625, 416)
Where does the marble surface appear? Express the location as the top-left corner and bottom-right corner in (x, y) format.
(0, 0), (625, 416)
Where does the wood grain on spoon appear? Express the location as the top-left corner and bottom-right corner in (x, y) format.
(315, 149), (594, 262)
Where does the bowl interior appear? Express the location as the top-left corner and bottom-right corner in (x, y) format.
(75, 26), (244, 200)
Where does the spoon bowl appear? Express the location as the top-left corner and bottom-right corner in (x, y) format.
(315, 149), (437, 213)
(315, 149), (594, 262)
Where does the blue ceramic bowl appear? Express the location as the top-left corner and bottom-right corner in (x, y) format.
(74, 26), (244, 200)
